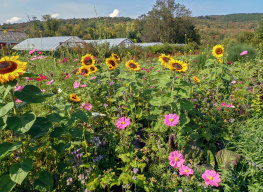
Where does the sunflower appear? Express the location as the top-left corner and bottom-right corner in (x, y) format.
(217, 58), (223, 64)
(108, 65), (115, 70)
(81, 54), (95, 66)
(106, 57), (118, 70)
(193, 76), (200, 83)
(111, 53), (120, 61)
(0, 56), (27, 84)
(158, 53), (172, 67)
(212, 44), (224, 58)
(78, 65), (91, 76)
(126, 60), (140, 71)
(167, 59), (188, 72)
(87, 65), (98, 74)
(69, 94), (81, 102)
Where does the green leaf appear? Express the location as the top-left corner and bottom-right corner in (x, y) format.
(14, 85), (45, 103)
(52, 142), (71, 154)
(215, 149), (241, 169)
(207, 150), (215, 168)
(86, 178), (99, 191)
(136, 174), (146, 187)
(0, 116), (7, 131)
(20, 72), (38, 78)
(0, 175), (16, 192)
(0, 102), (14, 117)
(0, 142), (22, 160)
(118, 153), (130, 163)
(9, 158), (33, 184)
(34, 171), (54, 192)
(50, 127), (66, 138)
(0, 80), (17, 99)
(74, 110), (89, 123)
(7, 111), (36, 134)
(179, 99), (193, 111)
(29, 117), (52, 139)
(46, 113), (64, 122)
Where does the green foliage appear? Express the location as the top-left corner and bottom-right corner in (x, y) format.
(226, 43), (259, 62)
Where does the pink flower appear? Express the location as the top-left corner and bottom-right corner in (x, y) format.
(240, 50), (248, 56)
(29, 48), (37, 54)
(231, 81), (236, 84)
(227, 103), (232, 108)
(249, 89), (253, 94)
(80, 84), (87, 87)
(38, 51), (42, 54)
(90, 76), (97, 80)
(80, 103), (92, 111)
(150, 86), (154, 89)
(164, 114), (180, 126)
(73, 59), (79, 62)
(238, 81), (242, 84)
(73, 82), (80, 88)
(116, 117), (131, 129)
(59, 61), (63, 64)
(64, 74), (70, 80)
(35, 74), (48, 81)
(41, 89), (46, 92)
(179, 165), (194, 176)
(46, 79), (54, 85)
(221, 103), (226, 107)
(16, 99), (23, 103)
(202, 170), (221, 187)
(168, 151), (185, 168)
(14, 84), (24, 91)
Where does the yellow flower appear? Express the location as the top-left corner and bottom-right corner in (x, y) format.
(212, 44), (224, 58)
(158, 53), (172, 67)
(69, 94), (81, 102)
(167, 59), (188, 72)
(87, 65), (98, 74)
(81, 54), (95, 66)
(106, 57), (118, 70)
(217, 58), (223, 63)
(111, 53), (120, 61)
(193, 76), (200, 83)
(78, 65), (91, 76)
(125, 60), (140, 71)
(0, 56), (27, 84)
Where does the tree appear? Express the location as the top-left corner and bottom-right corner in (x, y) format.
(256, 18), (263, 42)
(42, 14), (60, 37)
(139, 0), (200, 44)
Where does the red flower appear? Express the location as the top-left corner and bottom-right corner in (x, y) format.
(35, 74), (48, 81)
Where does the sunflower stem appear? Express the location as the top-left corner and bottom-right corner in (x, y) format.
(10, 89), (18, 115)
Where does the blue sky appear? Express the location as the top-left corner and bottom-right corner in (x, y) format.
(2, 0), (263, 24)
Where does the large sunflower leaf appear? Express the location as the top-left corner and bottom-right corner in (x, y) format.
(9, 158), (33, 184)
(0, 142), (22, 161)
(0, 102), (14, 117)
(14, 85), (45, 103)
(0, 175), (16, 192)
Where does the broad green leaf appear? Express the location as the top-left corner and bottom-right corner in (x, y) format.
(46, 113), (64, 122)
(52, 143), (71, 154)
(0, 102), (14, 117)
(0, 116), (7, 131)
(20, 72), (38, 78)
(9, 158), (33, 184)
(50, 127), (66, 138)
(179, 99), (193, 111)
(7, 111), (36, 134)
(34, 171), (53, 192)
(14, 85), (45, 103)
(86, 178), (99, 191)
(0, 80), (17, 99)
(118, 154), (130, 163)
(0, 142), (22, 160)
(215, 149), (241, 169)
(207, 150), (215, 168)
(0, 175), (16, 192)
(74, 110), (89, 123)
(29, 117), (52, 139)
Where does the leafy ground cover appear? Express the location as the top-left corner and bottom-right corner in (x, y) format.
(0, 46), (262, 192)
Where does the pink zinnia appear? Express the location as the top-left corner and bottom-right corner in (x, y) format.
(80, 84), (87, 87)
(90, 76), (96, 80)
(179, 165), (194, 176)
(80, 103), (92, 111)
(202, 170), (221, 187)
(168, 150), (185, 168)
(116, 117), (131, 130)
(73, 82), (80, 88)
(35, 74), (48, 81)
(46, 79), (54, 85)
(240, 50), (248, 56)
(164, 114), (180, 126)
(64, 74), (70, 80)
(221, 103), (226, 107)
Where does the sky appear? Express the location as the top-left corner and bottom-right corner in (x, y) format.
(1, 0), (263, 24)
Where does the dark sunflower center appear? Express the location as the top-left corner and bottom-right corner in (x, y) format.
(0, 61), (18, 74)
(216, 48), (222, 54)
(109, 60), (116, 66)
(84, 57), (92, 65)
(163, 57), (169, 62)
(113, 55), (118, 60)
(172, 63), (182, 70)
(129, 63), (137, 69)
(82, 69), (88, 74)
(90, 67), (95, 71)
(72, 96), (76, 99)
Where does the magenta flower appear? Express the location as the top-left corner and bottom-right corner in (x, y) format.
(14, 84), (24, 91)
(116, 117), (131, 130)
(179, 165), (194, 176)
(202, 170), (221, 187)
(164, 114), (180, 126)
(240, 50), (248, 56)
(73, 59), (79, 62)
(38, 51), (42, 54)
(221, 103), (226, 107)
(29, 48), (37, 54)
(80, 84), (87, 87)
(168, 150), (185, 168)
(238, 81), (242, 84)
(16, 99), (23, 103)
(73, 82), (80, 89)
(80, 103), (92, 111)
(46, 79), (54, 85)
(90, 76), (96, 80)
(35, 74), (48, 81)
(64, 74), (70, 80)
(227, 104), (232, 108)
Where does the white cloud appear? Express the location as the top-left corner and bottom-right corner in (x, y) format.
(51, 13), (60, 18)
(109, 9), (120, 17)
(6, 17), (22, 24)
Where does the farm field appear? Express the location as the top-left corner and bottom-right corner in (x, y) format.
(0, 44), (263, 192)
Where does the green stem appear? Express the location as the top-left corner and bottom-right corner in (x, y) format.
(10, 90), (18, 115)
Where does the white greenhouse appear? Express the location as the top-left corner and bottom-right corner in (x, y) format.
(84, 38), (134, 48)
(12, 36), (85, 52)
